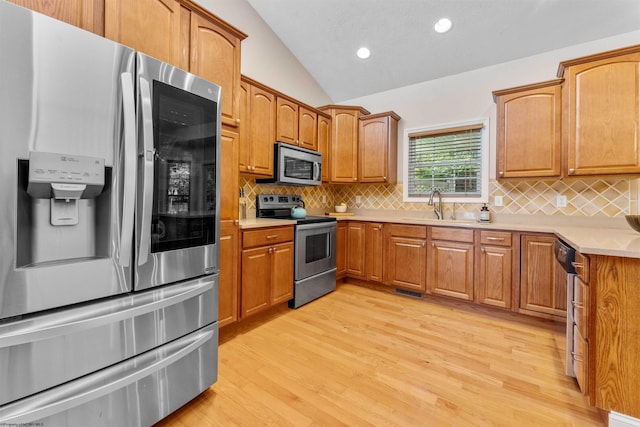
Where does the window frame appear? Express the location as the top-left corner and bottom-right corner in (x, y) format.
(402, 118), (490, 204)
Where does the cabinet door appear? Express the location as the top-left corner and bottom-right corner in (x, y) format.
(105, 0), (184, 67)
(246, 85), (276, 176)
(298, 106), (318, 151)
(494, 81), (562, 178)
(429, 241), (474, 300)
(520, 234), (565, 317)
(9, 0), (100, 33)
(220, 128), (239, 221)
(271, 242), (294, 305)
(241, 246), (271, 317)
(276, 98), (299, 145)
(190, 11), (242, 128)
(346, 222), (366, 278)
(318, 115), (331, 182)
(219, 221), (238, 327)
(383, 235), (426, 291)
(359, 114), (398, 183)
(336, 222), (347, 278)
(331, 110), (360, 183)
(564, 51), (640, 176)
(365, 223), (384, 283)
(239, 80), (251, 173)
(478, 245), (512, 309)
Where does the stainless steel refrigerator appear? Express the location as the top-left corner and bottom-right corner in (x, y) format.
(0, 1), (221, 425)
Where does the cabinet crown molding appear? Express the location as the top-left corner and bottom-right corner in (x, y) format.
(556, 43), (640, 77)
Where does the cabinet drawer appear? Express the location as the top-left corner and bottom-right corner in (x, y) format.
(480, 230), (512, 247)
(573, 325), (588, 395)
(242, 226), (294, 248)
(574, 277), (589, 339)
(431, 227), (474, 243)
(386, 224), (427, 239)
(573, 252), (589, 283)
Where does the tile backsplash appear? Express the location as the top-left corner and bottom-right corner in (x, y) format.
(240, 176), (637, 217)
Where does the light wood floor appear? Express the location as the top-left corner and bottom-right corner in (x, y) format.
(156, 283), (604, 427)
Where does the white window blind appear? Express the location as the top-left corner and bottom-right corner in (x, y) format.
(407, 124), (483, 198)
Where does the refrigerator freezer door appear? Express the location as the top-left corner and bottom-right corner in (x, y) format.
(0, 1), (136, 319)
(0, 275), (217, 407)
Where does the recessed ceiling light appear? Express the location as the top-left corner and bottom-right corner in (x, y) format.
(434, 18), (452, 34)
(356, 47), (371, 59)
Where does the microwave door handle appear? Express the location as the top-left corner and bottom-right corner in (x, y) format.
(138, 76), (154, 266)
(313, 162), (320, 181)
(118, 72), (136, 267)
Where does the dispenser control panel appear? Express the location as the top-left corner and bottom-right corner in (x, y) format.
(27, 151), (105, 199)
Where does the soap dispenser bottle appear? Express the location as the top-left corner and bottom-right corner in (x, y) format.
(479, 203), (491, 222)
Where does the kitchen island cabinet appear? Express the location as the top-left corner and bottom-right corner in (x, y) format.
(383, 224), (427, 292)
(519, 233), (566, 319)
(559, 45), (640, 176)
(428, 227), (475, 301)
(240, 226), (294, 318)
(493, 80), (563, 179)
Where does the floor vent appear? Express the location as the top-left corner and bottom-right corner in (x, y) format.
(395, 288), (423, 299)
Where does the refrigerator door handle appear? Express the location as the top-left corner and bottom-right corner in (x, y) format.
(138, 76), (154, 266)
(0, 325), (215, 424)
(119, 72), (136, 267)
(0, 278), (213, 348)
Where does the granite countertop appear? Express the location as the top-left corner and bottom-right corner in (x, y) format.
(238, 210), (640, 258)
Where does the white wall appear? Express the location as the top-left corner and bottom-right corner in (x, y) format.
(342, 31), (640, 182)
(193, 0), (332, 107)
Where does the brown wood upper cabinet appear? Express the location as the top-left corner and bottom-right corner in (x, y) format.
(559, 45), (640, 176)
(319, 105), (370, 183)
(239, 77), (276, 177)
(317, 114), (332, 182)
(8, 0), (102, 34)
(105, 0), (246, 128)
(359, 112), (400, 183)
(276, 98), (318, 151)
(493, 80), (563, 179)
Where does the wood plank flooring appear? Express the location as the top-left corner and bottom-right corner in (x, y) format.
(155, 283), (604, 427)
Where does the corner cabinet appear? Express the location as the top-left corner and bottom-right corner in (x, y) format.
(240, 226), (294, 318)
(318, 105), (370, 183)
(559, 45), (640, 176)
(359, 112), (400, 183)
(493, 80), (563, 179)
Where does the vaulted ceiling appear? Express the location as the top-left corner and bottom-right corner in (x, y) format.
(247, 0), (640, 102)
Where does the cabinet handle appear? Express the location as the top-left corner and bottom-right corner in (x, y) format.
(481, 248), (486, 253)
(571, 352), (584, 362)
(498, 171), (504, 176)
(268, 247), (274, 253)
(486, 236), (505, 241)
(572, 300), (585, 309)
(266, 235), (279, 239)
(571, 262), (584, 269)
(383, 176), (387, 180)
(569, 168), (575, 174)
(421, 242), (426, 247)
(431, 242), (435, 247)
(236, 118), (241, 124)
(353, 177), (357, 181)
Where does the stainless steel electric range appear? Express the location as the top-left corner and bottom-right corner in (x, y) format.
(256, 194), (337, 308)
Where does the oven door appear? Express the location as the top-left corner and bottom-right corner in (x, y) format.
(135, 53), (221, 290)
(295, 222), (336, 280)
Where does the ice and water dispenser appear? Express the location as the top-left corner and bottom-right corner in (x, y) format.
(16, 151), (111, 267)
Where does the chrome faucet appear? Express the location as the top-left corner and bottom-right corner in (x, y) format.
(428, 189), (443, 220)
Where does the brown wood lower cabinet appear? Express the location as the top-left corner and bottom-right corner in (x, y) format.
(520, 233), (566, 318)
(240, 226), (294, 318)
(428, 227), (475, 300)
(336, 222), (347, 278)
(383, 224), (427, 292)
(346, 222), (366, 278)
(365, 223), (384, 282)
(476, 230), (513, 309)
(219, 220), (239, 327)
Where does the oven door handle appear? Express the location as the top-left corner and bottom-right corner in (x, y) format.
(296, 221), (337, 232)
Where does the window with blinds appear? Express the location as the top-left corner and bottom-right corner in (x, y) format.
(407, 123), (484, 198)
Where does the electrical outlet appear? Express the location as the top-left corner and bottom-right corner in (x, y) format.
(556, 195), (567, 208)
(494, 196), (504, 207)
(355, 195), (362, 204)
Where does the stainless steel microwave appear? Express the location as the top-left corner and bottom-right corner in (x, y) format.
(257, 142), (322, 186)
